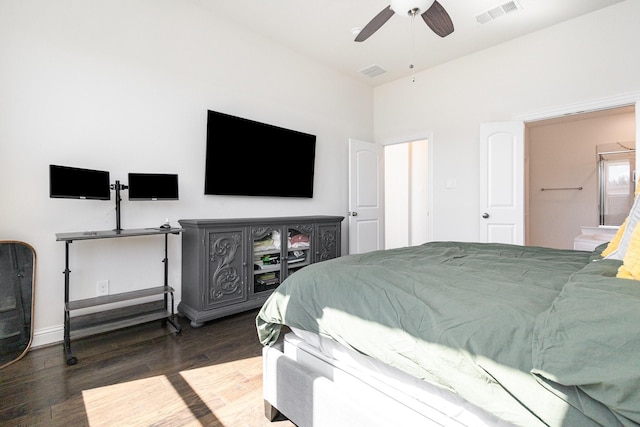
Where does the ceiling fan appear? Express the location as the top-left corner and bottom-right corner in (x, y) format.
(354, 0), (454, 42)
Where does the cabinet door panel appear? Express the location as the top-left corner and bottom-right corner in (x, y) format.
(206, 228), (247, 309)
(251, 225), (283, 297)
(286, 224), (314, 277)
(315, 223), (340, 262)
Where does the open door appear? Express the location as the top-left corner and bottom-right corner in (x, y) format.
(348, 138), (384, 254)
(479, 122), (525, 244)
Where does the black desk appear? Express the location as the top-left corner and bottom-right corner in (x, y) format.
(56, 227), (183, 365)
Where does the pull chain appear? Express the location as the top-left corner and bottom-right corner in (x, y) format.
(409, 9), (417, 83)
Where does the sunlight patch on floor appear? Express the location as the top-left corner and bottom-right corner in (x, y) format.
(82, 376), (198, 426)
(179, 355), (264, 425)
(80, 355), (265, 426)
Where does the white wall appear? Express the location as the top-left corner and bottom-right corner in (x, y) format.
(0, 0), (373, 346)
(374, 0), (640, 242)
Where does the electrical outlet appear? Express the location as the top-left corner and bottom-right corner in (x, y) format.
(97, 280), (109, 296)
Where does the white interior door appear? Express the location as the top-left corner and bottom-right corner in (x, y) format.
(479, 122), (525, 244)
(348, 138), (384, 254)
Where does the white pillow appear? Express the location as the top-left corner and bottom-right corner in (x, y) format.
(605, 194), (640, 260)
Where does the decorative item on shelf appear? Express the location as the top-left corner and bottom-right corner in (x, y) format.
(289, 232), (310, 248)
(256, 272), (279, 286)
(262, 254), (280, 265)
(254, 254), (281, 270)
(287, 251), (306, 264)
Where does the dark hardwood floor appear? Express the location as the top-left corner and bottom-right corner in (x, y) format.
(0, 309), (294, 427)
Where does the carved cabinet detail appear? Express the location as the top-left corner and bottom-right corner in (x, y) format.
(207, 230), (244, 307)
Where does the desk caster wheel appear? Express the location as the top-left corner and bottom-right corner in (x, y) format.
(66, 356), (78, 366)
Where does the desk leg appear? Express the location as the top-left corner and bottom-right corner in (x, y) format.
(163, 234), (181, 333)
(166, 291), (181, 333)
(63, 241), (77, 365)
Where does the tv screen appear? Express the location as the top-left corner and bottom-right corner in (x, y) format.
(49, 164), (111, 200)
(204, 110), (316, 198)
(128, 173), (179, 200)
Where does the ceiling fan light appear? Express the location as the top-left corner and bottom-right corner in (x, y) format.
(390, 0), (435, 17)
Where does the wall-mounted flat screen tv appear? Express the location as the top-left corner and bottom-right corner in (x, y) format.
(128, 173), (179, 200)
(204, 110), (316, 198)
(49, 164), (111, 200)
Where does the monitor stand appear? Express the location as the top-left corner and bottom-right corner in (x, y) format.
(111, 180), (128, 231)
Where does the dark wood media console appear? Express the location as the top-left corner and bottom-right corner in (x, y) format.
(178, 216), (343, 327)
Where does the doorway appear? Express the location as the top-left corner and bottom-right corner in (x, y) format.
(347, 136), (431, 255)
(526, 106), (636, 249)
(384, 139), (430, 249)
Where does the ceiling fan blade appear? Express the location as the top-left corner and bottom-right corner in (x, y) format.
(421, 1), (454, 38)
(354, 5), (395, 42)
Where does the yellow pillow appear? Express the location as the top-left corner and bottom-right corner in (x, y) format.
(604, 187), (640, 260)
(617, 222), (640, 280)
(601, 217), (626, 257)
(602, 184), (639, 259)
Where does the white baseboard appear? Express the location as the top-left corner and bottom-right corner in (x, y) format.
(32, 325), (64, 349)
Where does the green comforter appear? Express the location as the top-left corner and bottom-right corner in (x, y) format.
(256, 241), (640, 426)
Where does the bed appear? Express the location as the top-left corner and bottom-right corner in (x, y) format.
(256, 237), (640, 426)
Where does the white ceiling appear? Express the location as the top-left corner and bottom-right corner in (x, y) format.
(191, 0), (625, 86)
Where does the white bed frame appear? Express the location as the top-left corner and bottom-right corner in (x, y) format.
(263, 333), (515, 427)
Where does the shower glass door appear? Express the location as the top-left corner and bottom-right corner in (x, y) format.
(599, 151), (635, 226)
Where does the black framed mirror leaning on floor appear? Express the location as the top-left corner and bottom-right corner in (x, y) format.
(0, 241), (36, 369)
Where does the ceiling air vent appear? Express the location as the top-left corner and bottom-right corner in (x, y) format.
(476, 0), (522, 24)
(360, 64), (387, 78)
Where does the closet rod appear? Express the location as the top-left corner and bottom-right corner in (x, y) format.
(540, 186), (583, 191)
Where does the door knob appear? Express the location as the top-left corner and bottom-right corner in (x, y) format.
(482, 213), (490, 219)
(349, 212), (358, 216)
